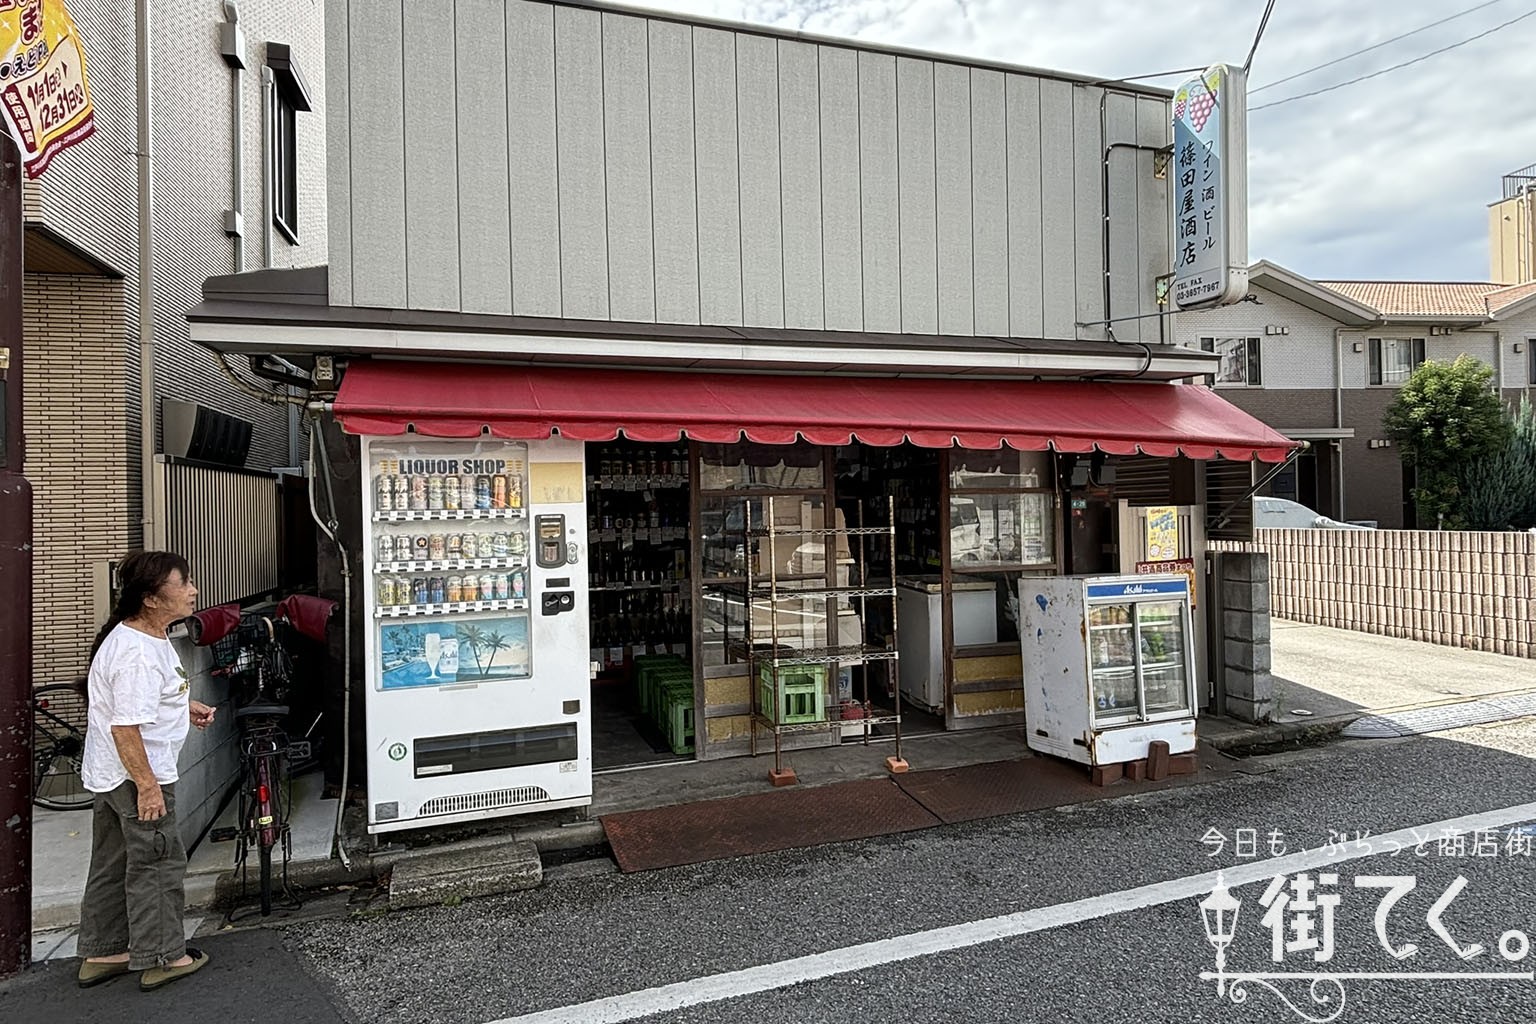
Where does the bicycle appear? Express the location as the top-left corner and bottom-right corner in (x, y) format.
(206, 615), (308, 918)
(32, 681), (94, 811)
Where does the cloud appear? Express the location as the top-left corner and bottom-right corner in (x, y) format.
(647, 0), (1536, 281)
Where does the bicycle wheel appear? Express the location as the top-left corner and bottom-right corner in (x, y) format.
(33, 683), (94, 810)
(259, 843), (273, 916)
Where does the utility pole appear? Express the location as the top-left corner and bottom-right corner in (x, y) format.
(0, 129), (33, 978)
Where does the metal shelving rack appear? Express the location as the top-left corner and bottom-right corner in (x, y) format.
(745, 495), (903, 783)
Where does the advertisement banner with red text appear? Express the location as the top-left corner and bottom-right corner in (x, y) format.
(0, 0), (95, 178)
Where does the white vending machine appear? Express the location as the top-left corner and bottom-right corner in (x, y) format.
(1019, 574), (1198, 767)
(361, 435), (591, 833)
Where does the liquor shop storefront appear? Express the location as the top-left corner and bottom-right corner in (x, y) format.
(185, 0), (1299, 829)
(187, 273), (1292, 829)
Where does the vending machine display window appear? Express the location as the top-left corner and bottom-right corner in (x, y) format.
(366, 439), (533, 691)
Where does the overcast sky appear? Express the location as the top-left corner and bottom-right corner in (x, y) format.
(640, 0), (1536, 283)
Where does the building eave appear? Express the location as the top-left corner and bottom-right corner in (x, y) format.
(188, 267), (1218, 382)
(1246, 260), (1378, 326)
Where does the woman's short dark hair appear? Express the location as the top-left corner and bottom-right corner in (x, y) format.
(88, 551), (192, 664)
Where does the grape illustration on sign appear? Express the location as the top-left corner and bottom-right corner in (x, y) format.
(1172, 64), (1248, 310)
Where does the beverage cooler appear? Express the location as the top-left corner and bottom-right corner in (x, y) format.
(1019, 574), (1197, 767)
(361, 435), (591, 833)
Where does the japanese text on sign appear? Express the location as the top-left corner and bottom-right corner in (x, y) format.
(1171, 64), (1247, 310)
(0, 0), (95, 178)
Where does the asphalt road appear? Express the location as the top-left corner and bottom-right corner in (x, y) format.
(7, 718), (1536, 1024)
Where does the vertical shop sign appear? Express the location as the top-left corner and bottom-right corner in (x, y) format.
(1145, 506), (1180, 561)
(1171, 63), (1247, 310)
(0, 0), (95, 178)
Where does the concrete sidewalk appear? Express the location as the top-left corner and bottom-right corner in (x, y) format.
(29, 617), (1536, 951)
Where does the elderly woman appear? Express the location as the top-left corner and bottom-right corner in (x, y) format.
(75, 551), (216, 992)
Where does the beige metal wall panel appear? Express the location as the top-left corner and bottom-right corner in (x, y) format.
(857, 51), (900, 333)
(1489, 195), (1532, 285)
(603, 12), (656, 323)
(693, 27), (744, 326)
(1104, 92), (1140, 342)
(818, 46), (862, 332)
(737, 33), (785, 327)
(896, 57), (937, 334)
(1136, 96), (1170, 337)
(1005, 74), (1044, 338)
(1038, 79), (1076, 339)
(934, 62), (974, 335)
(555, 6), (609, 319)
(403, 1), (461, 312)
(508, 1), (562, 317)
(152, 0), (324, 472)
(455, 0), (513, 315)
(648, 20), (701, 325)
(327, 0), (353, 306)
(779, 40), (825, 331)
(348, 0), (407, 309)
(239, 3), (328, 276)
(1072, 85), (1107, 339)
(326, 1), (1173, 345)
(970, 69), (1008, 337)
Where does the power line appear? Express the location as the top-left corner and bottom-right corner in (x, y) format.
(1243, 0), (1279, 74)
(1251, 0), (1510, 93)
(1251, 6), (1536, 112)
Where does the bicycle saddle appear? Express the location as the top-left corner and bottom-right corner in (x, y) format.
(235, 703), (290, 719)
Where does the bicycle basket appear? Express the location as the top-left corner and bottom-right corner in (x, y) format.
(211, 617), (275, 678)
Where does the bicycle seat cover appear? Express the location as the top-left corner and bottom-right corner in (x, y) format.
(235, 703), (290, 719)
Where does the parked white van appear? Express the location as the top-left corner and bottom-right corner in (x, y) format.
(1254, 496), (1375, 530)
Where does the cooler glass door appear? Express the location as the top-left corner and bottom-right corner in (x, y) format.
(1135, 599), (1191, 717)
(1087, 602), (1139, 721)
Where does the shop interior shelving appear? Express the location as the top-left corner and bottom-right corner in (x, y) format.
(745, 495), (903, 784)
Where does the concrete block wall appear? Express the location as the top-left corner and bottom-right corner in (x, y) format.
(172, 638), (240, 849)
(1214, 530), (1536, 659)
(22, 274), (136, 682)
(1217, 552), (1275, 723)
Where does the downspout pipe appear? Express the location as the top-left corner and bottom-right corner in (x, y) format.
(136, 0), (155, 549)
(1094, 85), (1172, 345)
(307, 420), (352, 871)
(1334, 328), (1346, 519)
(221, 2), (246, 272)
(261, 66), (275, 268)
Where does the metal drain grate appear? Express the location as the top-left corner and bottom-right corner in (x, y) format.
(419, 786), (551, 817)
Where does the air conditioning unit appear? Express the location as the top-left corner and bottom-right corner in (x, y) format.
(161, 398), (254, 467)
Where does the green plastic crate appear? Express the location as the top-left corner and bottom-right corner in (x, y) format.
(663, 687), (695, 755)
(756, 663), (828, 725)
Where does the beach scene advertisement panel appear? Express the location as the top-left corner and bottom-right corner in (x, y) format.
(379, 617), (531, 689)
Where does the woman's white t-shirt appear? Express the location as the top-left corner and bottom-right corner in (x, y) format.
(81, 622), (191, 792)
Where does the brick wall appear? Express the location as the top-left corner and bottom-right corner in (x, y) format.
(1214, 530), (1536, 659)
(22, 274), (136, 682)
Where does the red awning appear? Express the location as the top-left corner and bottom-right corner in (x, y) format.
(334, 362), (1299, 462)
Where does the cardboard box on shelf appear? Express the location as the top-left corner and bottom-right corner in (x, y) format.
(753, 505), (853, 576)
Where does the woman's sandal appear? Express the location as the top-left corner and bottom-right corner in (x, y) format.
(138, 948), (209, 991)
(76, 959), (132, 988)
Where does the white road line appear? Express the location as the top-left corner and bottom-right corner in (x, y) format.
(487, 801), (1536, 1024)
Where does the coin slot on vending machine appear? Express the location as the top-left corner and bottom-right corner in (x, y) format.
(536, 514), (567, 569)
